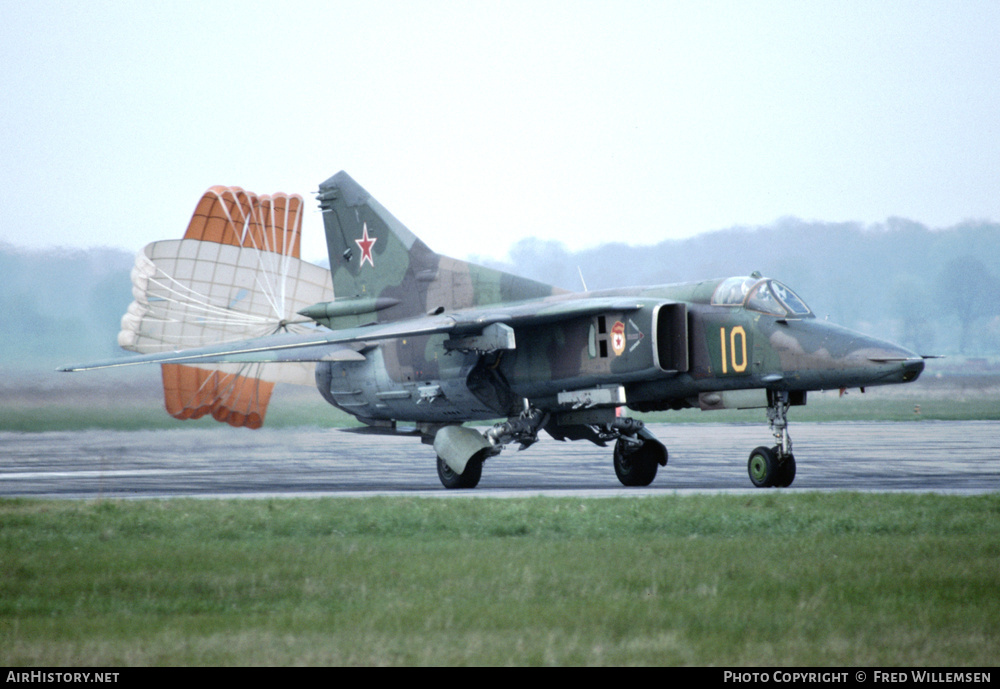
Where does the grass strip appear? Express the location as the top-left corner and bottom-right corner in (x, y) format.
(2, 493), (998, 665)
(3, 394), (999, 433)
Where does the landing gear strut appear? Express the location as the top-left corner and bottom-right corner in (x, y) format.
(484, 406), (549, 451)
(434, 406), (549, 489)
(434, 405), (668, 490)
(747, 391), (796, 488)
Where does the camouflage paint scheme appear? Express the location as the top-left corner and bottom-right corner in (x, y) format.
(311, 172), (921, 418)
(62, 171), (926, 489)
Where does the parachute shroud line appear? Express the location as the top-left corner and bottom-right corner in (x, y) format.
(119, 186), (334, 428)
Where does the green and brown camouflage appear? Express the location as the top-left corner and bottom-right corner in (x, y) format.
(304, 172), (924, 488)
(315, 171), (563, 328)
(61, 170), (927, 490)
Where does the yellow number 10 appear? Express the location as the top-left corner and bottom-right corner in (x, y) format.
(719, 326), (748, 374)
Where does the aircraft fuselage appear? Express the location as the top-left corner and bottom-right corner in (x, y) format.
(315, 278), (924, 427)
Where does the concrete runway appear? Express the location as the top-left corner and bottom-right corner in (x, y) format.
(1, 421), (997, 499)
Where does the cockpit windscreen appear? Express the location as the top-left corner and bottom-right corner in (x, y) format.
(711, 276), (812, 317)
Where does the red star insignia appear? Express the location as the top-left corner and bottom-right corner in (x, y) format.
(355, 223), (376, 268)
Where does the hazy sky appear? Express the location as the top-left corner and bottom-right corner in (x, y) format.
(2, 0), (999, 263)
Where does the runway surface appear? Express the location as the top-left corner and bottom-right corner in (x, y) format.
(1, 421), (997, 499)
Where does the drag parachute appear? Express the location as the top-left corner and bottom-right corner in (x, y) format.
(119, 186), (333, 428)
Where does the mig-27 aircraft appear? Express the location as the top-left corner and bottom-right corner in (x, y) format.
(60, 171), (927, 489)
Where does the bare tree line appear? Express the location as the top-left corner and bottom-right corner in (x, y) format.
(2, 218), (997, 371)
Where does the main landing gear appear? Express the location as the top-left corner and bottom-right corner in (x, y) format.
(747, 391), (796, 488)
(608, 418), (668, 487)
(436, 453), (484, 489)
(433, 407), (549, 490)
(433, 407), (668, 489)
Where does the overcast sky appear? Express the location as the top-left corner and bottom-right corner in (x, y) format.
(2, 0), (999, 263)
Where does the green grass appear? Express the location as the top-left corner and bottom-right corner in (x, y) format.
(3, 389), (998, 433)
(637, 393), (1000, 424)
(2, 494), (998, 665)
(0, 399), (362, 432)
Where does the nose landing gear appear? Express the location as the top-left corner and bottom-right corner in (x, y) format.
(747, 391), (797, 488)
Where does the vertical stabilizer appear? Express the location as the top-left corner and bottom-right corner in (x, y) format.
(318, 171), (438, 308)
(316, 171), (563, 327)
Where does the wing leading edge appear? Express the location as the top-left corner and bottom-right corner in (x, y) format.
(59, 295), (656, 372)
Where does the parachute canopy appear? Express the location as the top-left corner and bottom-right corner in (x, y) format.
(119, 186), (334, 428)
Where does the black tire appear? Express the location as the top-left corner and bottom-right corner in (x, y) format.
(773, 452), (796, 488)
(436, 453), (483, 489)
(613, 438), (659, 487)
(747, 445), (778, 488)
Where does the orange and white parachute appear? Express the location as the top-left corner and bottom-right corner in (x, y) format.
(119, 186), (333, 428)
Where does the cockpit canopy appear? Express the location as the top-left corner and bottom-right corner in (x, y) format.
(711, 276), (812, 317)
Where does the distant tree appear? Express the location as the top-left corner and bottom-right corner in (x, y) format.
(936, 256), (998, 354)
(891, 274), (935, 353)
(88, 270), (134, 357)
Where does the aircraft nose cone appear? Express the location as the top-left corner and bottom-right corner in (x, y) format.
(901, 356), (925, 382)
(866, 346), (925, 384)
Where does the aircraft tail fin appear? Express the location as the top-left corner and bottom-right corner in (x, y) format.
(316, 171), (564, 328)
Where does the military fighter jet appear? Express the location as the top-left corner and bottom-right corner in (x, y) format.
(60, 171), (927, 489)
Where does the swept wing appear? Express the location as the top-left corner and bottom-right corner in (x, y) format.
(58, 295), (653, 372)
